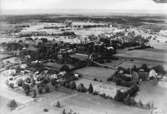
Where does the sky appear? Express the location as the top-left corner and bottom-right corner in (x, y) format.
(1, 0), (167, 15)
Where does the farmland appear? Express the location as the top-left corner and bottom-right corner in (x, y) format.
(0, 14), (167, 114)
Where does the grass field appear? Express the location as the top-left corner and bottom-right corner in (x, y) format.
(61, 91), (148, 114)
(0, 96), (12, 114)
(75, 67), (116, 82)
(115, 49), (167, 63)
(118, 59), (163, 68)
(6, 87), (148, 114)
(76, 78), (128, 97)
(136, 81), (167, 114)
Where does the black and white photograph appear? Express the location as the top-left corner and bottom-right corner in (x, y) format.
(0, 0), (167, 114)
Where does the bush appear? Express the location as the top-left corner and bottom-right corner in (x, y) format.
(56, 101), (61, 108)
(140, 64), (149, 72)
(77, 83), (87, 93)
(117, 67), (126, 72)
(43, 108), (49, 112)
(62, 109), (66, 114)
(152, 65), (166, 75)
(107, 73), (115, 81)
(17, 79), (24, 87)
(126, 84), (139, 97)
(93, 78), (98, 81)
(45, 85), (50, 93)
(123, 96), (136, 106)
(93, 91), (99, 95)
(9, 83), (14, 88)
(60, 65), (70, 72)
(109, 96), (113, 100)
(107, 77), (112, 81)
(38, 87), (43, 94)
(137, 100), (144, 108)
(24, 86), (30, 96)
(145, 102), (154, 109)
(8, 99), (18, 110)
(114, 90), (127, 102)
(31, 89), (37, 98)
(132, 65), (138, 72)
(100, 93), (107, 99)
(64, 82), (70, 88)
(88, 83), (94, 93)
(69, 82), (77, 90)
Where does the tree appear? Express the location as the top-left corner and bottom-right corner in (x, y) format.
(88, 83), (94, 93)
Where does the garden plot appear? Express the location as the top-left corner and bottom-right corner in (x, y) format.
(75, 67), (116, 81)
(76, 79), (128, 98)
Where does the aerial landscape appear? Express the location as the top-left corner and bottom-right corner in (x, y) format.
(1, 0), (167, 114)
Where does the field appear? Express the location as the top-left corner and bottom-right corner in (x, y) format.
(8, 87), (148, 114)
(136, 81), (167, 114)
(76, 78), (128, 97)
(75, 67), (116, 82)
(61, 92), (148, 114)
(0, 96), (13, 114)
(115, 49), (167, 63)
(118, 59), (163, 68)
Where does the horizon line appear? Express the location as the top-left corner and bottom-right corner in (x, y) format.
(1, 9), (167, 16)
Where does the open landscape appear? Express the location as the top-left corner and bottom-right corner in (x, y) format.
(1, 1), (167, 114)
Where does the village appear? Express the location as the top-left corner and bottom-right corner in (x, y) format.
(0, 15), (167, 114)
